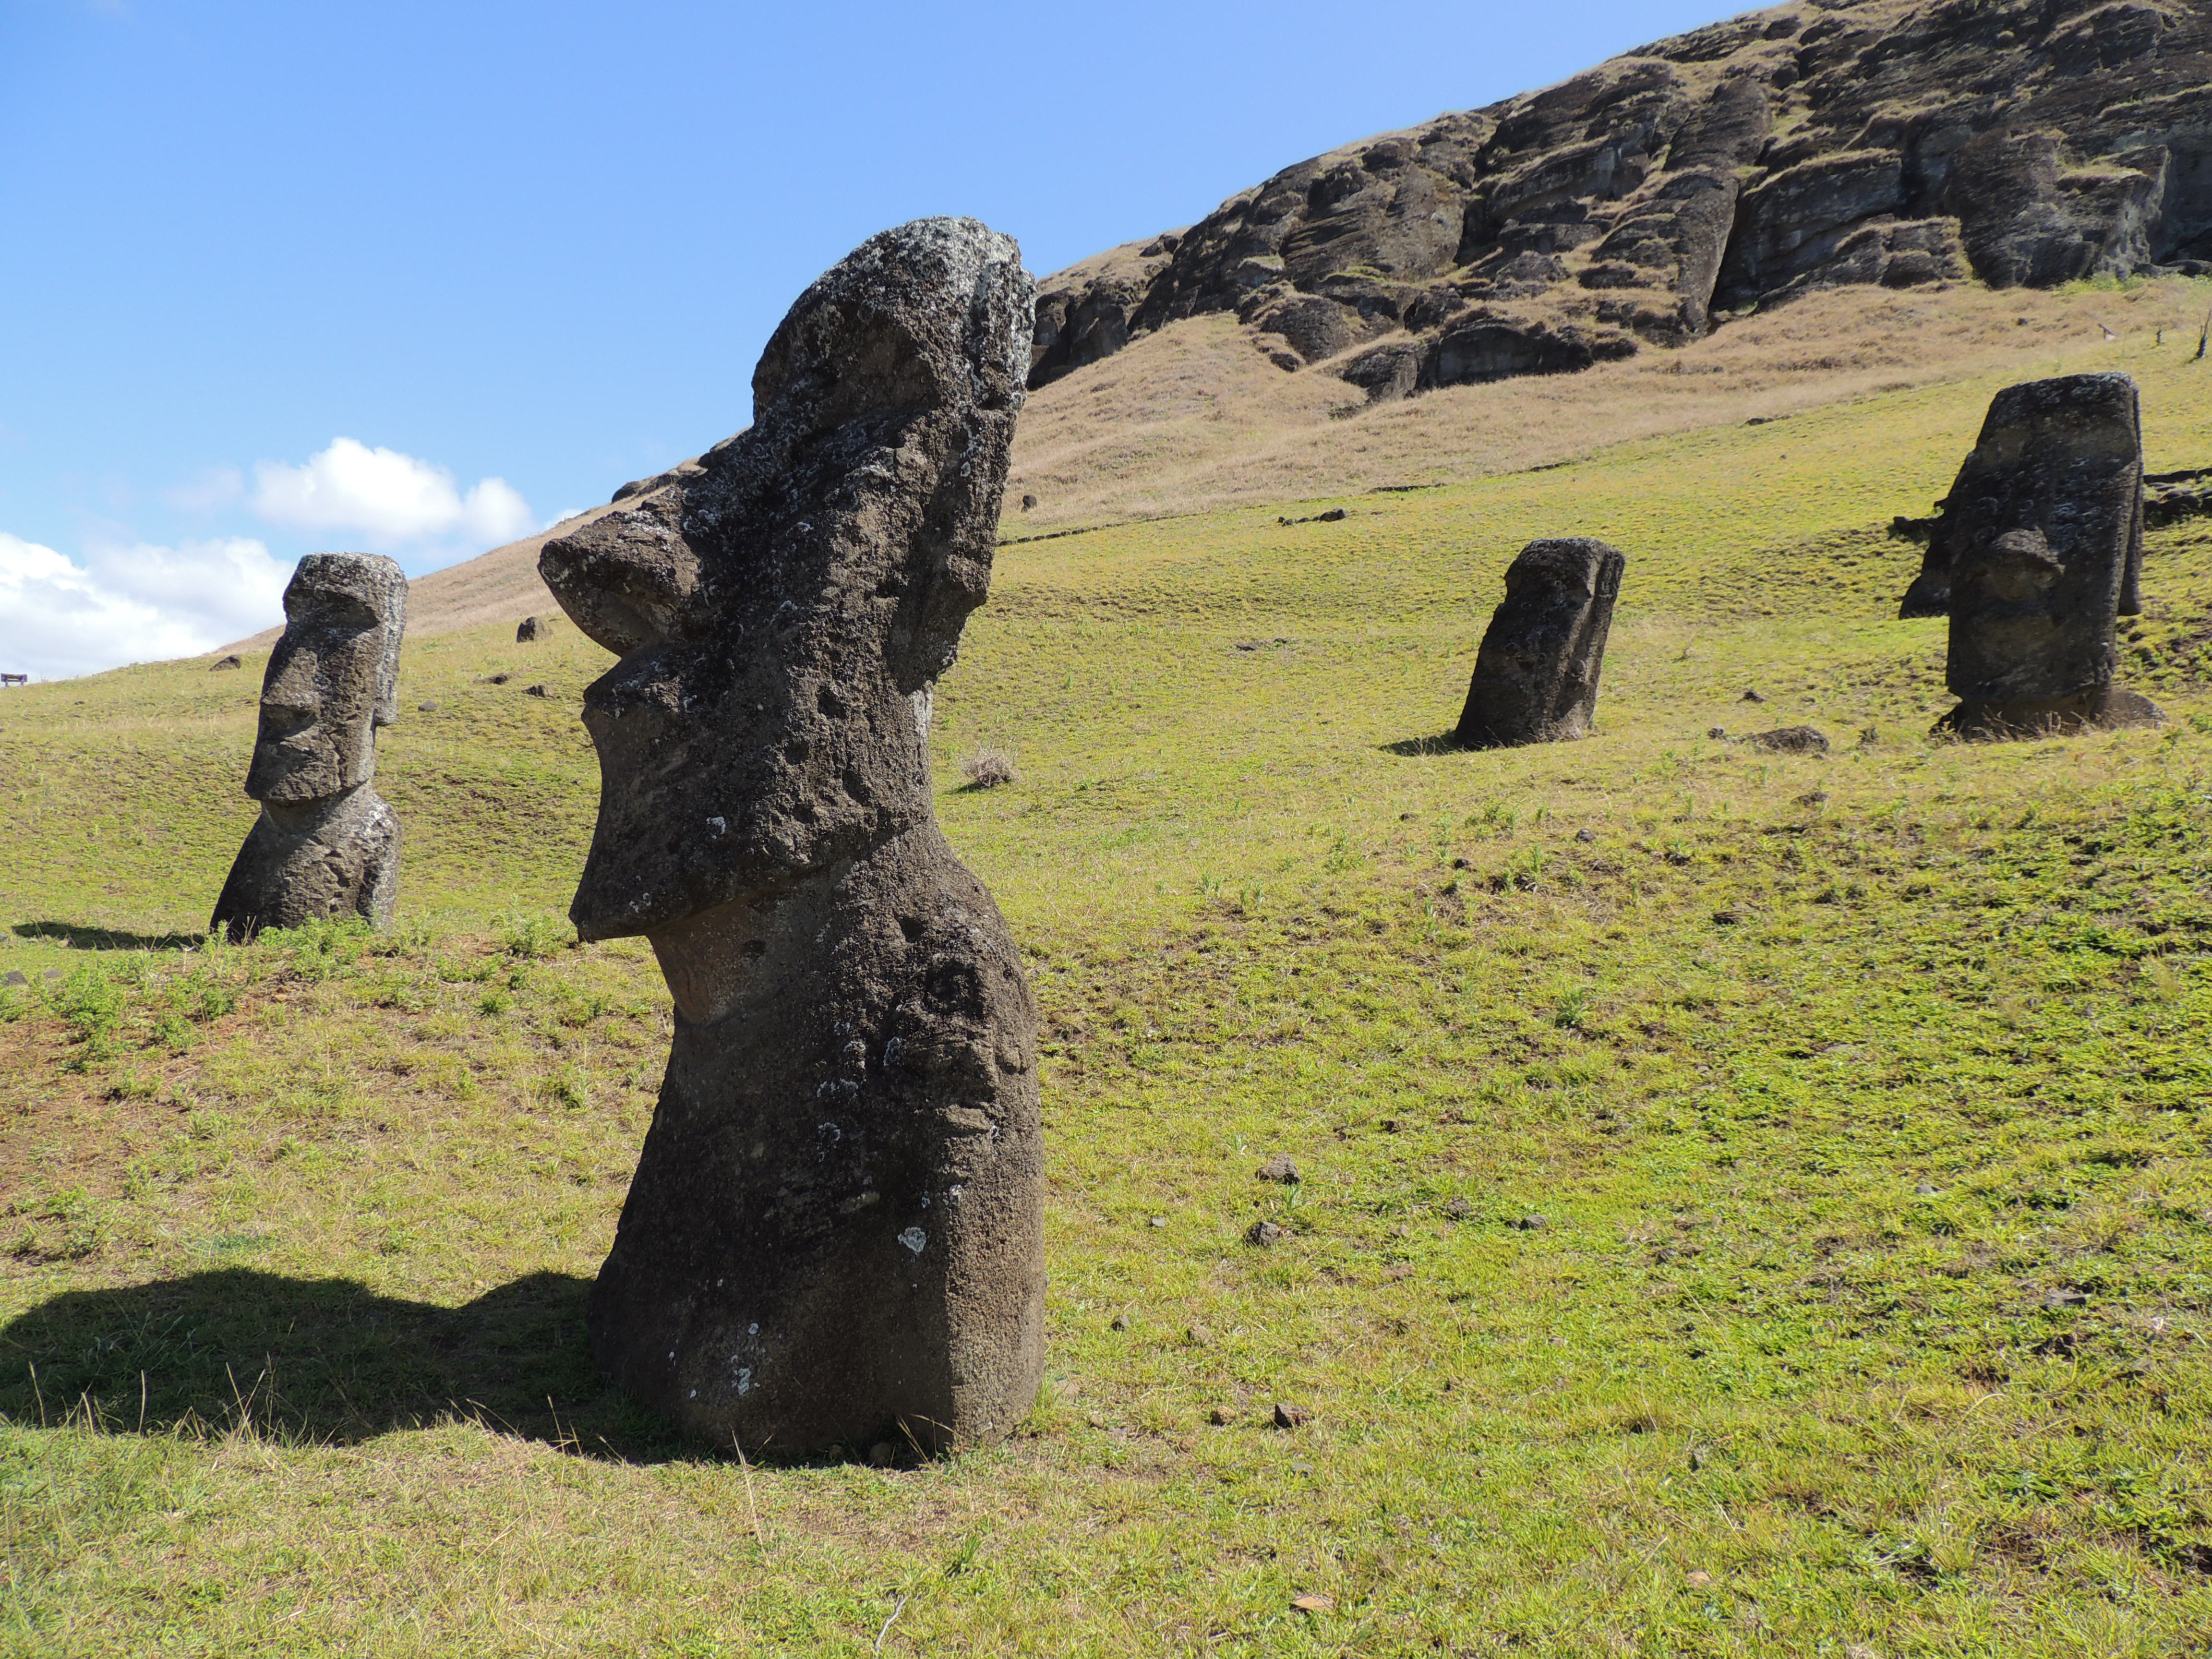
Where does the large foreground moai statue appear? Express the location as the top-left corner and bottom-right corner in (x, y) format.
(211, 554), (407, 941)
(539, 218), (1045, 1455)
(1455, 538), (1626, 748)
(1929, 374), (2162, 739)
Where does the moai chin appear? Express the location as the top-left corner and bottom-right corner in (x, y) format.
(210, 553), (407, 941)
(1455, 538), (1626, 748)
(1933, 373), (2162, 739)
(538, 217), (1044, 1457)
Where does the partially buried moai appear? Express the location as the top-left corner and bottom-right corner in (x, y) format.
(1930, 373), (2162, 738)
(1455, 538), (1626, 748)
(538, 217), (1044, 1456)
(211, 553), (407, 941)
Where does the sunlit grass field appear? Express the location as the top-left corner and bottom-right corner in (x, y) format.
(4, 328), (2212, 1654)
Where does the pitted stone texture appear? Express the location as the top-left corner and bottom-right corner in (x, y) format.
(1456, 538), (1626, 749)
(539, 217), (1044, 1457)
(1920, 373), (2161, 736)
(211, 554), (406, 940)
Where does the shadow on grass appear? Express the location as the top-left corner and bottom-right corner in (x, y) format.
(0, 1267), (693, 1463)
(1380, 731), (1466, 757)
(12, 921), (205, 952)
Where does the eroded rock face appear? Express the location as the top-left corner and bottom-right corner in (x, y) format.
(210, 554), (406, 941)
(1456, 538), (1626, 748)
(1030, 0), (2212, 398)
(1926, 373), (2162, 739)
(538, 217), (1045, 1456)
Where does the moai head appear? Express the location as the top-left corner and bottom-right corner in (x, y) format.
(1946, 374), (2142, 702)
(1457, 537), (1626, 748)
(245, 553), (408, 803)
(539, 217), (1034, 941)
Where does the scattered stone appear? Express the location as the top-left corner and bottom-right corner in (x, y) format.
(1208, 1405), (1234, 1425)
(2043, 1287), (2089, 1310)
(1290, 1594), (1335, 1615)
(1443, 1196), (1474, 1220)
(2, 970), (26, 987)
(1574, 828), (1596, 844)
(525, 683), (551, 698)
(1746, 726), (1830, 755)
(1187, 1323), (1214, 1347)
(210, 654), (242, 672)
(1796, 790), (1828, 806)
(1110, 1313), (1130, 1332)
(1276, 508), (1349, 527)
(1740, 688), (1764, 703)
(1927, 376), (2162, 738)
(1455, 539), (1626, 749)
(1248, 1219), (1287, 1247)
(1688, 1445), (1708, 1471)
(1257, 1154), (1300, 1184)
(483, 672), (512, 685)
(516, 615), (546, 642)
(417, 701), (439, 713)
(1686, 1570), (1714, 1589)
(1915, 1181), (1939, 1196)
(1273, 1402), (1311, 1429)
(961, 748), (1018, 789)
(1020, 493), (1037, 511)
(210, 554), (407, 943)
(1707, 726), (1728, 740)
(1147, 1214), (1167, 1228)
(1513, 1214), (1549, 1232)
(1712, 909), (1741, 926)
(536, 218), (1044, 1456)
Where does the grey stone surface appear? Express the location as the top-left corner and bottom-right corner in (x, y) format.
(1746, 726), (1831, 754)
(210, 554), (406, 941)
(1028, 2), (2212, 395)
(516, 615), (545, 642)
(539, 217), (1044, 1457)
(1455, 539), (1626, 749)
(1919, 374), (2162, 737)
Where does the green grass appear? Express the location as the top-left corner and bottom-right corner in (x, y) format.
(3, 349), (2212, 1654)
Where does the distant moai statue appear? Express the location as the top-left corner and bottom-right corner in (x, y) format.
(1931, 374), (2162, 738)
(538, 218), (1045, 1457)
(210, 554), (407, 940)
(1455, 538), (1626, 748)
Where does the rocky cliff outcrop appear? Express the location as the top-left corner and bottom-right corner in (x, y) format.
(1031, 0), (2212, 400)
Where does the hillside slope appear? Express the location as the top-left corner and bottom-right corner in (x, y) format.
(1031, 0), (2212, 401)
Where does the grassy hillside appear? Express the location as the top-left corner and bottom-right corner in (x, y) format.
(4, 308), (2212, 1654)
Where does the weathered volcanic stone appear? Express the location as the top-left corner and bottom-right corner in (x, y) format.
(1456, 539), (1626, 748)
(538, 217), (1044, 1457)
(211, 554), (406, 941)
(516, 615), (545, 642)
(1922, 374), (2162, 738)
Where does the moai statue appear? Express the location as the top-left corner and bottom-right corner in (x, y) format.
(1933, 374), (2162, 738)
(1455, 538), (1626, 748)
(211, 554), (407, 941)
(538, 218), (1044, 1456)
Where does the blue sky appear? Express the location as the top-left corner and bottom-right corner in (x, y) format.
(1, 0), (1746, 677)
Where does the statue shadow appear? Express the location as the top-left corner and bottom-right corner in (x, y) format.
(0, 1267), (692, 1463)
(1380, 731), (1467, 757)
(12, 921), (205, 952)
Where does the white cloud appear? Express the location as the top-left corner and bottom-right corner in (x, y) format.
(251, 437), (534, 549)
(0, 532), (290, 682)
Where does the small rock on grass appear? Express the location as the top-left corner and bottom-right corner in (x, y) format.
(1256, 1154), (1300, 1184)
(526, 683), (551, 698)
(1290, 1594), (1335, 1615)
(1110, 1313), (1130, 1331)
(1575, 828), (1596, 843)
(1248, 1219), (1286, 1247)
(2, 970), (25, 987)
(1444, 1196), (1474, 1220)
(2043, 1287), (2088, 1310)
(417, 701), (439, 712)
(1273, 1403), (1311, 1429)
(1740, 689), (1765, 703)
(1685, 1569), (1714, 1588)
(1747, 725), (1830, 755)
(1187, 1323), (1214, 1347)
(1513, 1214), (1548, 1231)
(1208, 1405), (1233, 1425)
(1147, 1214), (1167, 1227)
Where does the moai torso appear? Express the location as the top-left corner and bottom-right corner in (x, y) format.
(1456, 538), (1626, 748)
(211, 554), (407, 941)
(1935, 374), (2161, 737)
(539, 217), (1044, 1456)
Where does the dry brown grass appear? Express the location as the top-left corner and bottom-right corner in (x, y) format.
(1008, 276), (2212, 531)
